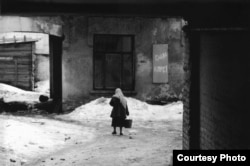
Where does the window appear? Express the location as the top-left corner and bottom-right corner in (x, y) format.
(93, 34), (134, 90)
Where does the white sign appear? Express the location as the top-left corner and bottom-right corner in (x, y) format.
(153, 44), (168, 83)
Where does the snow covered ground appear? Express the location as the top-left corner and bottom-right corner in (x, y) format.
(0, 115), (95, 165)
(0, 96), (183, 166)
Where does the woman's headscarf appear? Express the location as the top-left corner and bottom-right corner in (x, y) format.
(113, 88), (127, 109)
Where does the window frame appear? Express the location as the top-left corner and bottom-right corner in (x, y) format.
(93, 34), (135, 91)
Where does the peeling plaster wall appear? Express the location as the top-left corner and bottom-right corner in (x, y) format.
(133, 18), (185, 100)
(62, 16), (185, 103)
(62, 16), (93, 101)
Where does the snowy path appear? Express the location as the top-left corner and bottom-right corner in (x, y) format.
(26, 119), (182, 166)
(0, 115), (95, 166)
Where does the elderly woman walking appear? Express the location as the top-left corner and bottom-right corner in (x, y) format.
(110, 88), (129, 135)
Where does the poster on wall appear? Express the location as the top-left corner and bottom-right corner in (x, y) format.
(153, 44), (168, 83)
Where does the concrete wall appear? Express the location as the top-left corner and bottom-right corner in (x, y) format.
(35, 54), (49, 82)
(62, 16), (185, 104)
(62, 16), (93, 101)
(0, 16), (62, 37)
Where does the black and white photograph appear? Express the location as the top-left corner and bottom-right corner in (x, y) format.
(0, 0), (249, 166)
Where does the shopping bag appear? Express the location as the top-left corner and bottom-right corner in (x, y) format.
(124, 119), (132, 128)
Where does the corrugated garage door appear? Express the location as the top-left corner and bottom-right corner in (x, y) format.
(0, 42), (34, 90)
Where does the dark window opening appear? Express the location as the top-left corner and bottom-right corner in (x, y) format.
(93, 34), (134, 91)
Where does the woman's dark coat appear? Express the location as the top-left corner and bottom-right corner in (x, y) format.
(110, 97), (129, 118)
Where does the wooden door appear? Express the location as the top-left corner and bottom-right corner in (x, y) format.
(0, 42), (33, 90)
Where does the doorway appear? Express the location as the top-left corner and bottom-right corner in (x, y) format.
(0, 31), (63, 113)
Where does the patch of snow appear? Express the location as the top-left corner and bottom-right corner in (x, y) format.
(0, 83), (25, 93)
(60, 97), (183, 122)
(0, 83), (45, 104)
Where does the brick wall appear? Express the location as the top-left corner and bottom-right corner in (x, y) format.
(182, 32), (191, 149)
(183, 30), (250, 150)
(199, 32), (250, 149)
